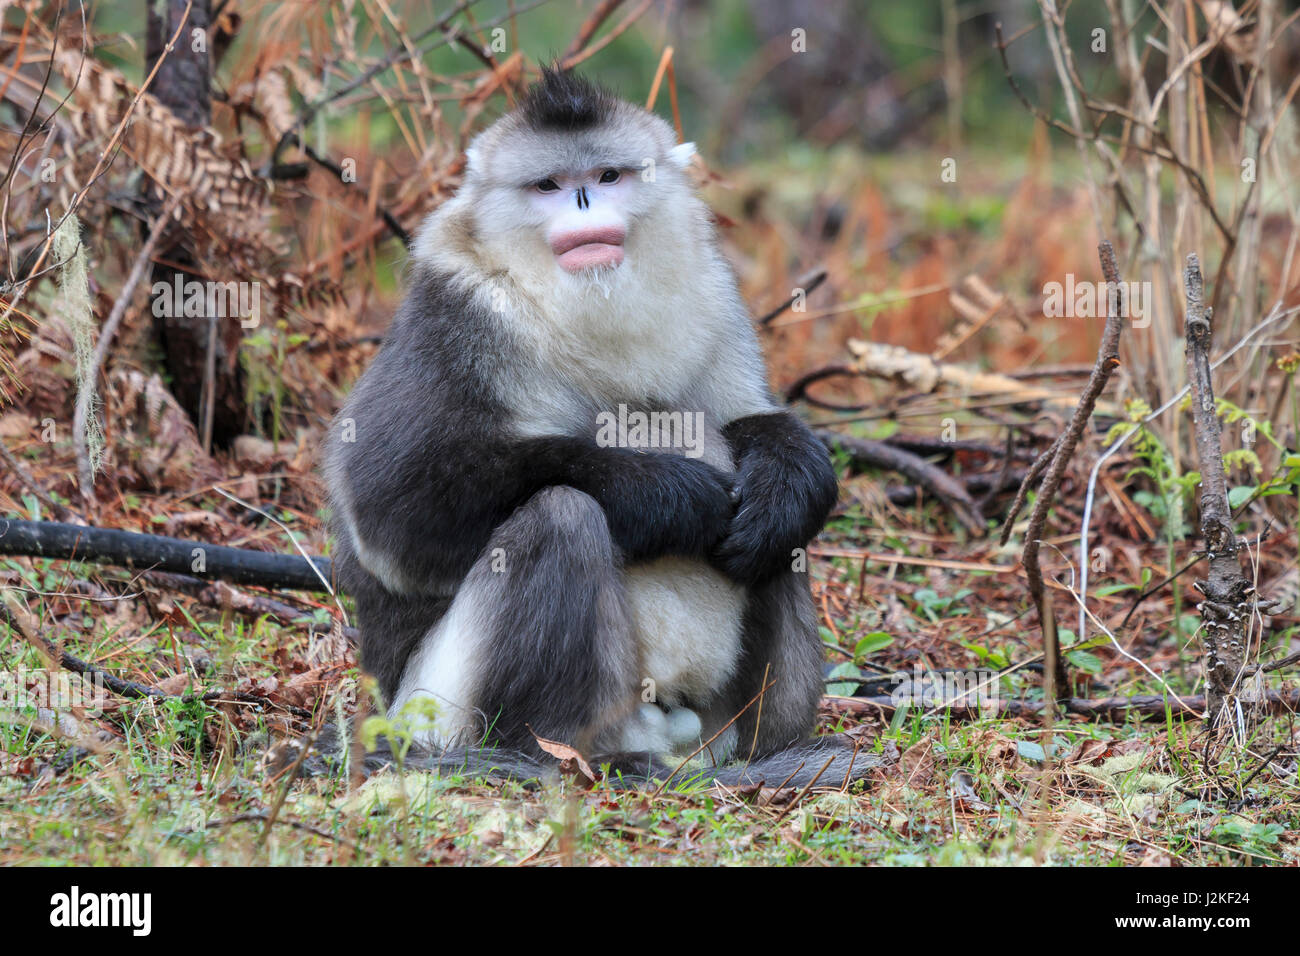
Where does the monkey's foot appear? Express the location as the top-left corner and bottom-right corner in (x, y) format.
(619, 703), (705, 755)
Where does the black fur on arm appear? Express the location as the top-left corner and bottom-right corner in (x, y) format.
(524, 439), (736, 564)
(339, 426), (736, 595)
(332, 414), (526, 595)
(710, 410), (838, 585)
(330, 266), (737, 594)
(328, 268), (542, 595)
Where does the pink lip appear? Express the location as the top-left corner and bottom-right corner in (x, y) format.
(550, 227), (626, 273)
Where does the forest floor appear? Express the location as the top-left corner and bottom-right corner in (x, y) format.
(2, 148), (1298, 867)
(2, 447), (1296, 866)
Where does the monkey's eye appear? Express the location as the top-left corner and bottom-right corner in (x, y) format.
(598, 168), (621, 184)
(535, 178), (561, 193)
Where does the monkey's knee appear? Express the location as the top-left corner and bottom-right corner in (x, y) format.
(490, 485), (618, 576)
(511, 485), (606, 533)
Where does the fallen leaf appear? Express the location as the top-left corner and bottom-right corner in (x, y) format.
(527, 725), (596, 783)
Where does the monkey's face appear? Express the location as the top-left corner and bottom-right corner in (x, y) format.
(527, 167), (629, 274)
(461, 102), (695, 282)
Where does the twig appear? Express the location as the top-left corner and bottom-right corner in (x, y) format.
(888, 467), (1027, 508)
(172, 811), (354, 846)
(260, 722), (324, 846)
(1261, 649), (1300, 673)
(1077, 302), (1299, 645)
(143, 570), (358, 643)
(1183, 253), (1260, 735)
(558, 0), (654, 71)
(291, 141), (411, 248)
(0, 597), (310, 717)
(644, 45), (683, 142)
(0, 438), (68, 517)
(817, 430), (987, 535)
(784, 364), (869, 411)
(999, 434), (1064, 541)
(1008, 240), (1127, 717)
(824, 689), (1300, 722)
(1235, 746), (1285, 792)
(771, 751), (838, 824)
(0, 518), (332, 592)
(1119, 553), (1204, 629)
(266, 0), (553, 172)
(562, 0), (626, 62)
(1036, 1), (1104, 236)
(653, 677), (776, 796)
(758, 268), (828, 326)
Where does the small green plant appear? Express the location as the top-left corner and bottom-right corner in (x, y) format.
(911, 586), (973, 622)
(158, 697), (209, 757)
(360, 694), (444, 767)
(1210, 820), (1285, 863)
(243, 321), (309, 443)
(1109, 400), (1196, 543)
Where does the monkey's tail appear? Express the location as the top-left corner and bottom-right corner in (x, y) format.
(598, 737), (877, 790)
(277, 727), (875, 791)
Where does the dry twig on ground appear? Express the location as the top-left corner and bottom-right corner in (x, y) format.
(1183, 253), (1271, 737)
(999, 240), (1127, 718)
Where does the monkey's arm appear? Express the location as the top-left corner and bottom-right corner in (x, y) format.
(523, 436), (736, 564)
(710, 411), (838, 585)
(334, 428), (734, 595)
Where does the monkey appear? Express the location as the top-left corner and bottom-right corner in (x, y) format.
(323, 68), (861, 787)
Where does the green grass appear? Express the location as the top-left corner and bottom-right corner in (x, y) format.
(2, 554), (1296, 867)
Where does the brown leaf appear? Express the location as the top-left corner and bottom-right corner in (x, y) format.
(1069, 738), (1113, 766)
(968, 728), (1020, 769)
(899, 739), (936, 787)
(0, 412), (36, 439)
(733, 781), (765, 802)
(155, 674), (191, 695)
(526, 725), (596, 783)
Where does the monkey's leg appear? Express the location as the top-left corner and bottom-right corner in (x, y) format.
(699, 567), (824, 760)
(333, 534), (452, 707)
(392, 485), (657, 756)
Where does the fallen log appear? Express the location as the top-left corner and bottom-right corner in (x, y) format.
(823, 688), (1300, 722)
(0, 518), (332, 592)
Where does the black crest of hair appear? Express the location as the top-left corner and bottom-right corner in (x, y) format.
(519, 66), (617, 131)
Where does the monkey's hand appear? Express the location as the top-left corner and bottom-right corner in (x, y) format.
(554, 444), (736, 563)
(709, 412), (838, 586)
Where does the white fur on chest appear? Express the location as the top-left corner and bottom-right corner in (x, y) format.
(404, 199), (767, 727)
(491, 283), (749, 711)
(502, 269), (725, 436)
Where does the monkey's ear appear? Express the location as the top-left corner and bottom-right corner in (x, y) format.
(464, 127), (493, 175)
(668, 142), (696, 169)
(465, 143), (483, 171)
